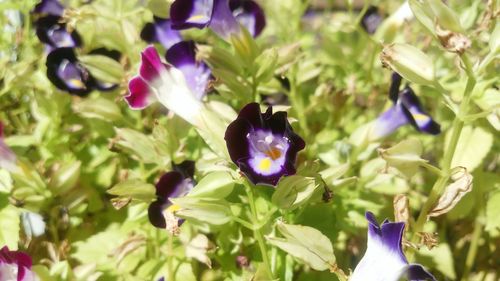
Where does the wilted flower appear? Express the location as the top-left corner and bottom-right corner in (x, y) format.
(125, 44), (210, 125)
(0, 246), (37, 281)
(350, 212), (436, 281)
(225, 103), (305, 186)
(140, 17), (182, 49)
(0, 122), (17, 172)
(170, 0), (265, 39)
(148, 161), (195, 234)
(369, 73), (440, 140)
(361, 6), (383, 34)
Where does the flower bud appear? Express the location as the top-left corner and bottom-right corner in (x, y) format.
(378, 138), (427, 179)
(381, 43), (435, 86)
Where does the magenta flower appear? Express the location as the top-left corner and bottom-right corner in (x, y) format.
(0, 246), (36, 281)
(0, 122), (17, 172)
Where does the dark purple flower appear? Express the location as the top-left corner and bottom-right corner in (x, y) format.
(370, 73), (440, 140)
(35, 16), (81, 50)
(32, 0), (64, 18)
(225, 103), (305, 186)
(360, 6), (383, 34)
(148, 161), (195, 230)
(45, 47), (95, 96)
(0, 246), (36, 281)
(170, 0), (265, 39)
(350, 212), (436, 281)
(140, 17), (182, 49)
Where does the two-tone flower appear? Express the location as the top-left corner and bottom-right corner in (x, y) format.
(369, 73), (440, 140)
(148, 161), (195, 234)
(0, 246), (36, 281)
(0, 122), (17, 172)
(225, 103), (305, 186)
(140, 17), (182, 49)
(350, 212), (436, 281)
(125, 44), (210, 125)
(170, 0), (266, 39)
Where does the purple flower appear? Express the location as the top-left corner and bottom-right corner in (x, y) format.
(0, 246), (36, 281)
(0, 122), (17, 172)
(148, 161), (195, 232)
(350, 212), (436, 281)
(125, 44), (210, 125)
(140, 17), (182, 49)
(45, 47), (121, 96)
(360, 6), (383, 34)
(370, 73), (440, 140)
(170, 0), (265, 39)
(224, 103), (305, 186)
(32, 0), (64, 18)
(35, 16), (82, 50)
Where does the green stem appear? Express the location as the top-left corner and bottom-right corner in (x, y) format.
(167, 234), (175, 281)
(420, 162), (444, 177)
(461, 212), (483, 280)
(410, 54), (476, 254)
(245, 184), (274, 279)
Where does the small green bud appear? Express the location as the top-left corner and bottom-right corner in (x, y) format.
(50, 161), (81, 194)
(378, 138), (427, 179)
(381, 43), (435, 86)
(427, 0), (463, 33)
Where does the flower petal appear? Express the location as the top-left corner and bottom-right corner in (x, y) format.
(148, 200), (167, 228)
(35, 16), (81, 49)
(141, 17), (182, 49)
(32, 0), (64, 17)
(209, 0), (241, 39)
(170, 0), (214, 29)
(361, 6), (383, 34)
(407, 264), (437, 281)
(370, 105), (409, 140)
(398, 87), (441, 135)
(139, 45), (168, 84)
(389, 72), (402, 103)
(0, 123), (17, 172)
(45, 47), (94, 96)
(125, 76), (157, 110)
(165, 41), (211, 99)
(155, 171), (186, 201)
(229, 0), (266, 37)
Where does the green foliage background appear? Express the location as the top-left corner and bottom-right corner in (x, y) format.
(0, 0), (498, 280)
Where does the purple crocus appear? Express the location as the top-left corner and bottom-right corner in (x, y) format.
(148, 161), (195, 232)
(369, 73), (440, 140)
(0, 246), (36, 281)
(0, 122), (17, 172)
(35, 16), (82, 50)
(224, 103), (305, 186)
(170, 0), (265, 39)
(350, 212), (436, 281)
(140, 17), (182, 49)
(125, 44), (210, 125)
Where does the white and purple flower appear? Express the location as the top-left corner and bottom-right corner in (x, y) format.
(0, 246), (37, 281)
(148, 161), (195, 232)
(369, 73), (440, 140)
(125, 44), (210, 125)
(224, 103), (305, 186)
(350, 212), (436, 281)
(170, 0), (266, 39)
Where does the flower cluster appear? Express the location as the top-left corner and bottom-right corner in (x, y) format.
(33, 0), (121, 96)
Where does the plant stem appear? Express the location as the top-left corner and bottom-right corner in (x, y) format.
(245, 184), (274, 279)
(461, 211), (483, 280)
(167, 233), (175, 281)
(409, 54), (476, 253)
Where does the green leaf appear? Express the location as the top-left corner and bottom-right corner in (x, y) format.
(74, 97), (123, 122)
(172, 197), (232, 225)
(187, 171), (235, 199)
(485, 191), (500, 232)
(79, 54), (124, 84)
(448, 126), (493, 171)
(49, 161), (81, 194)
(417, 243), (456, 279)
(0, 204), (20, 249)
(272, 175), (322, 210)
(114, 128), (164, 164)
(107, 179), (156, 201)
(378, 138), (427, 178)
(267, 222), (336, 271)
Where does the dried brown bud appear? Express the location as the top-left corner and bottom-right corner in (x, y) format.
(436, 25), (471, 54)
(429, 167), (473, 217)
(393, 194), (410, 228)
(417, 232), (439, 250)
